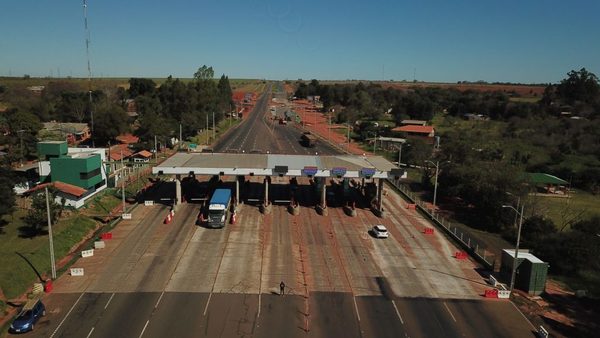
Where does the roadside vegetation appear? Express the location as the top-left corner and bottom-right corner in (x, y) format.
(294, 69), (600, 296)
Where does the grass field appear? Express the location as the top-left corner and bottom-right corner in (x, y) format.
(533, 190), (600, 229)
(0, 209), (97, 299)
(509, 96), (541, 103)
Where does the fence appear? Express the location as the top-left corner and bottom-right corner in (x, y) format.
(387, 179), (496, 270)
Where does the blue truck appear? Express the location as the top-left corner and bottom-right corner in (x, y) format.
(207, 188), (232, 228)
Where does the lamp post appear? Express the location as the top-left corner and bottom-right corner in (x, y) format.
(502, 203), (525, 293)
(425, 160), (440, 213)
(45, 187), (56, 279)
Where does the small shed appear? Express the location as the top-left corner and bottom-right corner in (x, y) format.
(501, 249), (548, 296)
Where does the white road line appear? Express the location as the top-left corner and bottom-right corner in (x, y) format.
(257, 293), (262, 318)
(138, 320), (150, 338)
(85, 327), (95, 338)
(391, 300), (404, 324)
(50, 292), (85, 338)
(444, 302), (457, 322)
(104, 293), (115, 310)
(155, 291), (165, 309)
(353, 296), (361, 322)
(203, 292), (213, 316)
(510, 301), (537, 330)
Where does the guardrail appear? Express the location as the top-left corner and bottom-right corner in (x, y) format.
(386, 178), (496, 270)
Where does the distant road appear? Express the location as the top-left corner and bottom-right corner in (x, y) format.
(214, 83), (341, 155)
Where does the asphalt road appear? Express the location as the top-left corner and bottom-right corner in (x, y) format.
(213, 84), (342, 155)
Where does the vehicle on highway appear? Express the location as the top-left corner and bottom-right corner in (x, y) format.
(371, 224), (389, 238)
(9, 298), (45, 333)
(207, 188), (232, 228)
(301, 131), (317, 147)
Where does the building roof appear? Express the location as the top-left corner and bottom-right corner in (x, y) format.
(400, 119), (427, 126)
(109, 144), (134, 161)
(26, 181), (87, 198)
(153, 153), (398, 178)
(43, 122), (89, 134)
(526, 173), (568, 185)
(391, 125), (434, 134)
(503, 249), (545, 264)
(116, 133), (139, 144)
(134, 150), (153, 158)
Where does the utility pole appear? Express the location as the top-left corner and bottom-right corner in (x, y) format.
(121, 150), (125, 214)
(206, 113), (209, 145)
(17, 129), (25, 167)
(154, 135), (158, 162)
(502, 203), (525, 294)
(179, 123), (182, 150)
(45, 187), (57, 280)
(212, 111), (215, 141)
(347, 122), (350, 153)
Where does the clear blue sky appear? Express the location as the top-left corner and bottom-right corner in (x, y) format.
(1, 0), (599, 83)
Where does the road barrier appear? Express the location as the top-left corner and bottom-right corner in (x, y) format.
(122, 213), (132, 220)
(101, 232), (113, 240)
(424, 227), (434, 235)
(81, 249), (94, 257)
(497, 290), (511, 299)
(537, 326), (549, 338)
(488, 275), (498, 287)
(144, 200), (154, 206)
(164, 213), (172, 224)
(70, 268), (85, 276)
(484, 289), (498, 298)
(231, 212), (237, 224)
(33, 283), (44, 294)
(94, 241), (105, 249)
(454, 251), (468, 259)
(406, 203), (417, 210)
(44, 279), (53, 293)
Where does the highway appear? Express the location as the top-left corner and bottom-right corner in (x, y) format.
(214, 83), (342, 155)
(24, 83), (537, 338)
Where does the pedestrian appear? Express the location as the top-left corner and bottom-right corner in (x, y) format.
(280, 281), (285, 295)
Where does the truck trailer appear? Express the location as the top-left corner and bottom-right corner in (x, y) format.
(301, 132), (318, 147)
(207, 188), (232, 228)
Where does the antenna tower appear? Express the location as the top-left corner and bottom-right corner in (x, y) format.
(83, 0), (94, 146)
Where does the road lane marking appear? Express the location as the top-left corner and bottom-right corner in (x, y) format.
(391, 300), (404, 324)
(155, 291), (165, 309)
(50, 292), (85, 338)
(353, 296), (361, 322)
(138, 320), (150, 338)
(203, 292), (213, 316)
(85, 327), (95, 338)
(257, 293), (262, 318)
(104, 293), (115, 309)
(444, 302), (457, 322)
(510, 302), (537, 330)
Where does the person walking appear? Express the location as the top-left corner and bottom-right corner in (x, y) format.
(280, 281), (285, 295)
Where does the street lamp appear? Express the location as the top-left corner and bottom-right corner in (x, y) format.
(502, 203), (525, 293)
(394, 140), (408, 167)
(425, 160), (441, 213)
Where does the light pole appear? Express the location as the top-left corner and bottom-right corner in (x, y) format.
(45, 187), (56, 279)
(17, 129), (25, 167)
(425, 160), (440, 213)
(502, 203), (525, 293)
(396, 141), (408, 167)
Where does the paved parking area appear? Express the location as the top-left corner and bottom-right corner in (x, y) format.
(28, 177), (534, 338)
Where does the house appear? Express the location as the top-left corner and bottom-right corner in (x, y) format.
(34, 141), (107, 208)
(42, 122), (91, 145)
(131, 150), (153, 167)
(13, 162), (40, 195)
(391, 125), (435, 140)
(526, 172), (569, 195)
(26, 181), (89, 209)
(115, 133), (139, 145)
(27, 86), (45, 96)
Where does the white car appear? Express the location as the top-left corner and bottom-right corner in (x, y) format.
(372, 225), (389, 238)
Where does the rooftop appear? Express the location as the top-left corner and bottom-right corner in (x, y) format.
(503, 249), (545, 264)
(391, 125), (434, 134)
(153, 153), (398, 178)
(526, 173), (568, 185)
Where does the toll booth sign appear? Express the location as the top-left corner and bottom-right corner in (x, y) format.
(331, 167), (347, 177)
(360, 168), (376, 178)
(302, 166), (318, 176)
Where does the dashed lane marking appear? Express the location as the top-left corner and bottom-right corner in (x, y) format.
(50, 292), (85, 338)
(104, 293), (115, 310)
(444, 302), (457, 322)
(85, 327), (95, 338)
(138, 319), (150, 338)
(391, 300), (405, 325)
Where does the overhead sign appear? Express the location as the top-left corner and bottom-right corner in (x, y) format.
(360, 168), (376, 178)
(302, 166), (318, 176)
(188, 143), (197, 149)
(331, 167), (347, 177)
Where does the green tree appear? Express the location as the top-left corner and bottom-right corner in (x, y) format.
(92, 100), (128, 145)
(24, 188), (60, 236)
(194, 65), (214, 81)
(0, 167), (17, 224)
(556, 68), (600, 105)
(128, 78), (156, 98)
(6, 109), (42, 162)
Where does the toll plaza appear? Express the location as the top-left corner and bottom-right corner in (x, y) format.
(152, 153), (402, 217)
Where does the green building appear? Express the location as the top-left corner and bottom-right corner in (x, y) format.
(501, 249), (548, 296)
(37, 141), (106, 191)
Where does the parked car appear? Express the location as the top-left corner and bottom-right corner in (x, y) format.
(9, 298), (45, 333)
(371, 224), (389, 238)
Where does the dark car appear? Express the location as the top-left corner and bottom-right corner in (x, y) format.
(9, 298), (45, 333)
